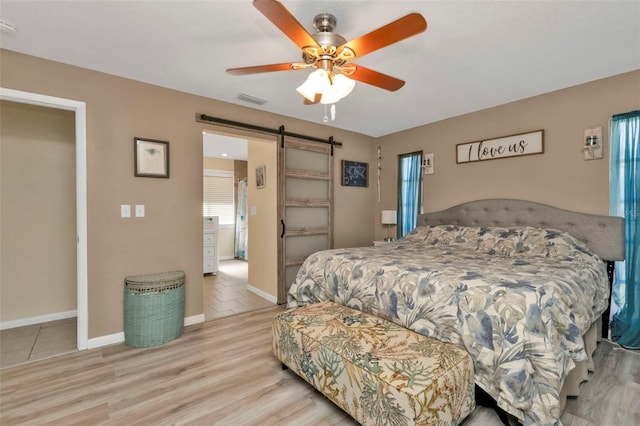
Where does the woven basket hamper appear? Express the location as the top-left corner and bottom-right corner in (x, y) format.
(124, 270), (185, 347)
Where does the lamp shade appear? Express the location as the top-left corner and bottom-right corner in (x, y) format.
(381, 210), (397, 225)
(296, 69), (331, 102)
(320, 74), (355, 104)
(296, 69), (355, 104)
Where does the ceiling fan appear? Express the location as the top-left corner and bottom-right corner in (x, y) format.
(227, 0), (427, 105)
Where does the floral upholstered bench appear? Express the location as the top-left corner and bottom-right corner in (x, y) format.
(272, 301), (475, 425)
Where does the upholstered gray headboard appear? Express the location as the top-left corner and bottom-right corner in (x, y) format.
(417, 199), (625, 261)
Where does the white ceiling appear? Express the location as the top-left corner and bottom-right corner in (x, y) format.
(203, 131), (247, 160)
(1, 1), (638, 138)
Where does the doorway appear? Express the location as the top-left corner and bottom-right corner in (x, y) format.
(202, 131), (277, 320)
(197, 119), (337, 312)
(0, 88), (88, 365)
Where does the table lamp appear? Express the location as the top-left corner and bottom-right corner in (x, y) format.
(381, 210), (397, 241)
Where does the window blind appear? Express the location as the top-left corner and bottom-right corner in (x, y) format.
(203, 170), (234, 225)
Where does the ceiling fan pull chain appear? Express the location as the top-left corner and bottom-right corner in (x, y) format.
(331, 104), (336, 121)
(323, 104), (329, 123)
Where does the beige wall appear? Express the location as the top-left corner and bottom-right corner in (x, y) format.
(0, 49), (376, 338)
(374, 70), (640, 240)
(1, 101), (76, 321)
(234, 160), (248, 183)
(334, 138), (376, 248)
(216, 228), (235, 259)
(203, 157), (233, 171)
(247, 138), (277, 297)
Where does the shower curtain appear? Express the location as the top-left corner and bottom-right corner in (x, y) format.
(235, 179), (248, 260)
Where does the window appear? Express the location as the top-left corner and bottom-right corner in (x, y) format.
(397, 151), (423, 238)
(203, 169), (234, 225)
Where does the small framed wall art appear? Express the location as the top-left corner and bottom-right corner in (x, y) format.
(342, 160), (368, 187)
(256, 165), (266, 189)
(134, 137), (169, 178)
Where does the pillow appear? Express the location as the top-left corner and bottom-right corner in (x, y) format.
(476, 226), (596, 260)
(403, 225), (476, 246)
(518, 227), (593, 259)
(405, 225), (597, 262)
(475, 227), (528, 257)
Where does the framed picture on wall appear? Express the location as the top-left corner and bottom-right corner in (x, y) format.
(256, 165), (266, 189)
(342, 160), (368, 187)
(134, 137), (169, 178)
(456, 129), (544, 164)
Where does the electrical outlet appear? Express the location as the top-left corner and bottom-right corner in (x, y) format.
(120, 204), (131, 218)
(135, 204), (145, 217)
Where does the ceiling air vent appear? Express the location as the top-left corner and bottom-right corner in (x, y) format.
(237, 93), (266, 106)
(0, 21), (17, 34)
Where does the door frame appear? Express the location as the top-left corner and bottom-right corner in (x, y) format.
(1, 87), (88, 350)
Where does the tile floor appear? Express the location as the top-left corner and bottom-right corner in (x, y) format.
(203, 259), (275, 321)
(0, 317), (77, 369)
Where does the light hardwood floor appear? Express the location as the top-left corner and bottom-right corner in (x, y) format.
(1, 306), (638, 425)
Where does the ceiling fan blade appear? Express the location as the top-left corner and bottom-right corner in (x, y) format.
(253, 0), (319, 50)
(336, 13), (427, 60)
(226, 62), (307, 75)
(346, 65), (405, 91)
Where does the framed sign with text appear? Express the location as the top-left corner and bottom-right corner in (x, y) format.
(456, 130), (544, 164)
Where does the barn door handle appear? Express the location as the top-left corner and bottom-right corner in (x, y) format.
(280, 220), (286, 238)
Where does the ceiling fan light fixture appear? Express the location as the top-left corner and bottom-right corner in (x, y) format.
(320, 73), (355, 104)
(297, 69), (355, 104)
(296, 69), (330, 102)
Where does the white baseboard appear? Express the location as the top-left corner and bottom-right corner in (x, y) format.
(184, 314), (205, 326)
(87, 314), (205, 349)
(0, 310), (77, 331)
(88, 332), (124, 349)
(219, 255), (235, 261)
(247, 284), (277, 304)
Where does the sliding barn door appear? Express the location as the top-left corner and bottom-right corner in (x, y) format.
(277, 136), (334, 304)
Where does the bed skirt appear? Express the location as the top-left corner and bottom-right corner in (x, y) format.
(559, 319), (599, 411)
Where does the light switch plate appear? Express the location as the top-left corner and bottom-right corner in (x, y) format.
(120, 204), (131, 218)
(135, 204), (145, 217)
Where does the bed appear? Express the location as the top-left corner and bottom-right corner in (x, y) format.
(287, 199), (624, 426)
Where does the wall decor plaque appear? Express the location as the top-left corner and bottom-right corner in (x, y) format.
(342, 160), (368, 187)
(456, 130), (544, 164)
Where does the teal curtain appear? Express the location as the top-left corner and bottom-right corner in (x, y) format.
(610, 110), (640, 349)
(397, 152), (423, 238)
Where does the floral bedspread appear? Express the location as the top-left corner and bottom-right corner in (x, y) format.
(287, 225), (609, 426)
